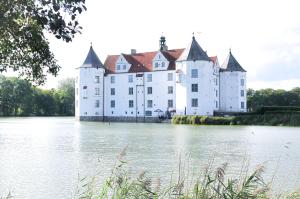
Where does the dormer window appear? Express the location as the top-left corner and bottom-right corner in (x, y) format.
(117, 65), (120, 70)
(155, 62), (159, 68)
(123, 65), (126, 70)
(162, 62), (165, 67)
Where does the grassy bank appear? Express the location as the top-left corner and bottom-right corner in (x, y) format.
(172, 114), (300, 126)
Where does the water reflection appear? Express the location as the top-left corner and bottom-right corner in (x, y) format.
(0, 118), (299, 198)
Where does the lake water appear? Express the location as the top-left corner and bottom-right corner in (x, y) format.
(0, 117), (299, 198)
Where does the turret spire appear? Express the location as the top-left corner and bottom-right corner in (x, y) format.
(221, 50), (246, 72)
(81, 45), (104, 68)
(178, 35), (210, 61)
(159, 34), (168, 51)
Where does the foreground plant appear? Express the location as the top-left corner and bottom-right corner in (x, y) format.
(75, 150), (275, 199)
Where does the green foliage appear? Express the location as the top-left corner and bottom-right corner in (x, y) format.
(172, 116), (234, 125)
(0, 0), (86, 84)
(247, 88), (300, 112)
(172, 114), (300, 126)
(0, 75), (74, 116)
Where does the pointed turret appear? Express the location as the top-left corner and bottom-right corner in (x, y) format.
(178, 36), (210, 61)
(221, 50), (246, 72)
(159, 35), (168, 51)
(81, 45), (104, 68)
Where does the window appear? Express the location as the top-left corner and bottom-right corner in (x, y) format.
(215, 78), (218, 86)
(168, 86), (173, 94)
(95, 76), (100, 83)
(111, 76), (115, 83)
(191, 84), (198, 92)
(241, 79), (245, 86)
(117, 65), (120, 70)
(111, 100), (115, 108)
(147, 87), (152, 94)
(95, 100), (100, 108)
(241, 90), (244, 97)
(162, 62), (165, 67)
(95, 88), (100, 95)
(123, 64), (126, 70)
(147, 74), (152, 82)
(83, 86), (87, 99)
(129, 100), (134, 108)
(216, 90), (218, 97)
(191, 98), (198, 107)
(111, 88), (115, 95)
(128, 75), (133, 83)
(241, 101), (245, 109)
(168, 100), (173, 108)
(168, 73), (173, 81)
(216, 101), (218, 108)
(191, 69), (198, 78)
(145, 111), (152, 116)
(129, 87), (133, 95)
(155, 62), (159, 68)
(147, 100), (153, 108)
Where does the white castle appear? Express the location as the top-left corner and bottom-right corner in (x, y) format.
(75, 36), (247, 122)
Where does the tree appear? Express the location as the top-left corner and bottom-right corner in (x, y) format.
(0, 0), (86, 84)
(0, 76), (15, 115)
(247, 88), (300, 111)
(56, 78), (75, 115)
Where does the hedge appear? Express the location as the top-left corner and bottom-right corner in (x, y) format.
(172, 114), (300, 126)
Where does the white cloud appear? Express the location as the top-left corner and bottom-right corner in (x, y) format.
(7, 0), (300, 89)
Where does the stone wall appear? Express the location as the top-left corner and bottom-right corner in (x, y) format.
(104, 116), (160, 123)
(76, 116), (104, 121)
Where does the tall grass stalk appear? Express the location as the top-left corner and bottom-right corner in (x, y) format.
(73, 149), (300, 199)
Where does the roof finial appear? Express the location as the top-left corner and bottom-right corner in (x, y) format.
(159, 34), (167, 51)
(192, 32), (195, 38)
(229, 48), (232, 54)
(90, 42), (93, 47)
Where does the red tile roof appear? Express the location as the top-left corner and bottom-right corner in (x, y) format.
(104, 49), (184, 74)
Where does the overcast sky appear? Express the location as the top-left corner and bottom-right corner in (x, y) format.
(43, 0), (300, 89)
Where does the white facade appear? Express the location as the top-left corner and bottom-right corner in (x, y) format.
(75, 37), (247, 121)
(219, 71), (247, 112)
(104, 71), (176, 119)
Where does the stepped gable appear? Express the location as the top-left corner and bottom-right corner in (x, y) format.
(81, 46), (104, 68)
(178, 36), (211, 62)
(220, 51), (246, 72)
(104, 49), (184, 74)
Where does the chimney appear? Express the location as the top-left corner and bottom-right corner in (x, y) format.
(131, 49), (137, 55)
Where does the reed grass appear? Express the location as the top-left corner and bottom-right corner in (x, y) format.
(74, 150), (300, 199)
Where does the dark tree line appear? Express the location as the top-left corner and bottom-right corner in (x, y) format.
(247, 88), (300, 111)
(0, 75), (74, 116)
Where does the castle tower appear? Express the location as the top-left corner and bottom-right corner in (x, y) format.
(175, 36), (216, 116)
(219, 50), (247, 112)
(75, 45), (105, 121)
